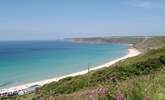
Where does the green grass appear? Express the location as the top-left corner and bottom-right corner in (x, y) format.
(2, 36), (165, 100)
(4, 47), (165, 100)
(70, 36), (145, 44)
(32, 46), (165, 98)
(107, 69), (165, 100)
(134, 36), (165, 52)
(72, 36), (165, 52)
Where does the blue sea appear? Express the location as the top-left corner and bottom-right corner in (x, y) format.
(0, 41), (128, 89)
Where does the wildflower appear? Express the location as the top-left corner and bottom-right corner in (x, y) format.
(144, 95), (150, 100)
(115, 93), (124, 100)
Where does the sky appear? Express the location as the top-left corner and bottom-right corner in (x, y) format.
(0, 0), (165, 40)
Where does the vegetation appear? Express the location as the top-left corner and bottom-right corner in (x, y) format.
(70, 36), (165, 52)
(32, 47), (165, 98)
(107, 69), (165, 100)
(1, 36), (165, 100)
(134, 36), (165, 52)
(69, 36), (145, 44)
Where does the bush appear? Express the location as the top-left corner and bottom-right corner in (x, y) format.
(23, 47), (165, 98)
(160, 55), (165, 64)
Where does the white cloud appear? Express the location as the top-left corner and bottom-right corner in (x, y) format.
(129, 0), (165, 9)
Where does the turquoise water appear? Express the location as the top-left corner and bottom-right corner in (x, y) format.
(0, 41), (128, 89)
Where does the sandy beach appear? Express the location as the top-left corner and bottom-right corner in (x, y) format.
(0, 47), (141, 94)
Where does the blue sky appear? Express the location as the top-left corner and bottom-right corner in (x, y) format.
(0, 0), (165, 40)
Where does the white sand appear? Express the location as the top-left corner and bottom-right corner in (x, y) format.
(0, 47), (141, 94)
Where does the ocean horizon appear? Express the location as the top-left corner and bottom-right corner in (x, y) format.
(0, 41), (128, 89)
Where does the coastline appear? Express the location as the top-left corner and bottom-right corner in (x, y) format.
(0, 47), (141, 94)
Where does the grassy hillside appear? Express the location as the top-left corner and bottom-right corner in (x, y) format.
(68, 36), (145, 44)
(3, 46), (165, 100)
(35, 47), (165, 98)
(70, 36), (165, 52)
(134, 36), (165, 52)
(1, 36), (165, 100)
(109, 69), (165, 100)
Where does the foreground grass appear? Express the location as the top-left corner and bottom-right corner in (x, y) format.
(50, 69), (165, 100)
(1, 37), (165, 100)
(107, 69), (165, 100)
(3, 46), (163, 100)
(2, 70), (165, 100)
(36, 47), (165, 95)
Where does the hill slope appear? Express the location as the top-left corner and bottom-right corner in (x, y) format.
(70, 36), (165, 52)
(32, 47), (165, 99)
(134, 36), (165, 52)
(1, 36), (165, 100)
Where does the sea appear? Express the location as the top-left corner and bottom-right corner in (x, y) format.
(0, 41), (128, 89)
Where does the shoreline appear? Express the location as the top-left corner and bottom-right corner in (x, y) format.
(0, 47), (141, 94)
